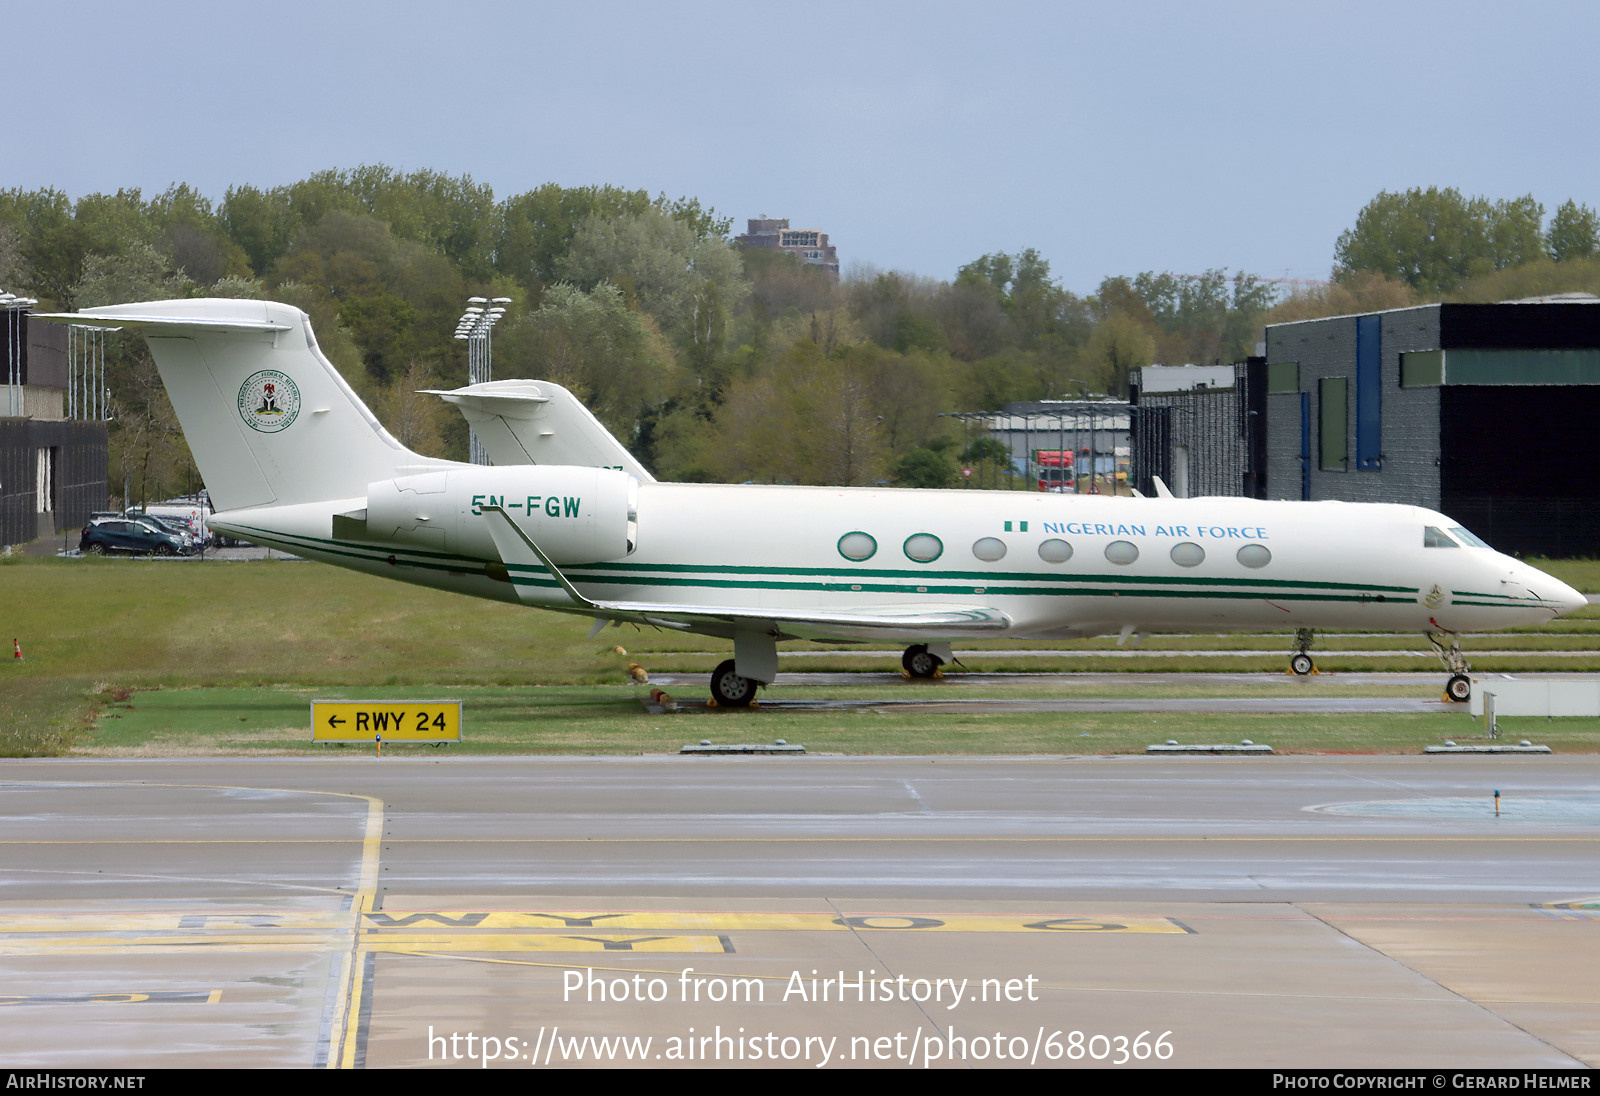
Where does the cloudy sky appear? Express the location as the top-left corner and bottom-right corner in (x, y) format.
(6, 0), (1597, 292)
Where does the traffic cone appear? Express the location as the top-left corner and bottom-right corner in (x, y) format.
(12, 639), (20, 661)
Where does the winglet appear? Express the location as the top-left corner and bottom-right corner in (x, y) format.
(1151, 476), (1176, 499)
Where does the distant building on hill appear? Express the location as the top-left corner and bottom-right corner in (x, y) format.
(735, 217), (840, 279)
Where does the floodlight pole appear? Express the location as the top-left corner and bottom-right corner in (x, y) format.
(454, 295), (512, 464)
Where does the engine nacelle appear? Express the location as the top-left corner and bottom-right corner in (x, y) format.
(363, 466), (636, 563)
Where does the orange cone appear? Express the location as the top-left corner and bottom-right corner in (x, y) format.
(12, 639), (20, 661)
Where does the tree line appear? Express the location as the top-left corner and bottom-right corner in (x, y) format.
(0, 169), (1595, 503)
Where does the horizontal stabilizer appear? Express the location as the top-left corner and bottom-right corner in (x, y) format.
(35, 302), (291, 336)
(427, 379), (655, 481)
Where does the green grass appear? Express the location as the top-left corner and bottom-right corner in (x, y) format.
(84, 682), (1560, 757)
(4, 553), (1598, 757)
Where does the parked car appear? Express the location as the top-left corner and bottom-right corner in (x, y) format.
(139, 496), (237, 547)
(126, 511), (201, 552)
(79, 517), (192, 556)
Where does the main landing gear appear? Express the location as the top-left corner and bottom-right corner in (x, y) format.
(902, 644), (944, 679)
(710, 659), (757, 708)
(1428, 631), (1472, 703)
(707, 632), (780, 708)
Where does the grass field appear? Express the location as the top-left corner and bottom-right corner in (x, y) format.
(4, 553), (1598, 757)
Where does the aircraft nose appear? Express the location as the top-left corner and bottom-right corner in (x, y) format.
(1513, 565), (1588, 617)
(1550, 577), (1589, 617)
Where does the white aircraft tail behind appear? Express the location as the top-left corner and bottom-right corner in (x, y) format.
(425, 379), (655, 482)
(47, 299), (447, 511)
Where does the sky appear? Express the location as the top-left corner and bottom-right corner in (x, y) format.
(6, 0), (1598, 294)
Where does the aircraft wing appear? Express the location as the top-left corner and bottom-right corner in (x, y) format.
(425, 380), (656, 482)
(480, 506), (1011, 640)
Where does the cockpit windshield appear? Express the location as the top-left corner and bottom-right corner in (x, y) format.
(1449, 526), (1491, 548)
(1423, 526), (1458, 548)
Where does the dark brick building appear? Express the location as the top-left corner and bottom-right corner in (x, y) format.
(1, 312), (109, 547)
(1264, 298), (1600, 557)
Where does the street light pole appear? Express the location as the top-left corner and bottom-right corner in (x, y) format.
(454, 295), (512, 464)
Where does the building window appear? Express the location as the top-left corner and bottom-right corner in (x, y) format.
(1267, 361), (1300, 394)
(1319, 378), (1348, 472)
(35, 448), (56, 513)
(1400, 350), (1443, 387)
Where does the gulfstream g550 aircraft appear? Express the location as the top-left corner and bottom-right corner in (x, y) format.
(46, 299), (1586, 706)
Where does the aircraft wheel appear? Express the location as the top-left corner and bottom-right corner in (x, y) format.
(711, 659), (756, 708)
(1290, 653), (1314, 676)
(1445, 673), (1471, 703)
(902, 644), (943, 678)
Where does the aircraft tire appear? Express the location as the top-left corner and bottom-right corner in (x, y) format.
(711, 659), (756, 708)
(902, 645), (943, 678)
(1290, 653), (1314, 676)
(1446, 673), (1471, 703)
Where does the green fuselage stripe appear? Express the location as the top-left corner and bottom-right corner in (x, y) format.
(220, 522), (1560, 611)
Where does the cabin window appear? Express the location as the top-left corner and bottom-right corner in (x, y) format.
(1169, 542), (1205, 567)
(1423, 526), (1458, 548)
(1236, 544), (1271, 569)
(837, 531), (877, 561)
(1450, 526), (1491, 548)
(1038, 538), (1074, 563)
(972, 537), (1007, 562)
(1104, 540), (1139, 565)
(903, 533), (943, 563)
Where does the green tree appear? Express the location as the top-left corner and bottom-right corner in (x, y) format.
(557, 209), (749, 349)
(892, 445), (959, 489)
(372, 358), (451, 457)
(497, 281), (679, 442)
(73, 242), (192, 308)
(1547, 200), (1600, 263)
(1334, 188), (1548, 293)
(1081, 310), (1155, 398)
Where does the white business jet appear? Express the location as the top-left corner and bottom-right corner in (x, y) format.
(45, 299), (1586, 706)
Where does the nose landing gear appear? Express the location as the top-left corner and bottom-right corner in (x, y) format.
(1428, 631), (1472, 703)
(1289, 628), (1317, 675)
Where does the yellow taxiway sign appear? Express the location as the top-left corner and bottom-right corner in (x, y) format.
(311, 700), (461, 742)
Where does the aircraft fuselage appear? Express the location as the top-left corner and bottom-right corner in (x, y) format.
(210, 473), (1582, 644)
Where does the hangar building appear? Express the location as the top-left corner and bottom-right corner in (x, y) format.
(1263, 296), (1600, 557)
(1, 308), (109, 547)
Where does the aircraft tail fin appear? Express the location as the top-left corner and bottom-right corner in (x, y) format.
(39, 299), (449, 511)
(426, 379), (656, 482)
